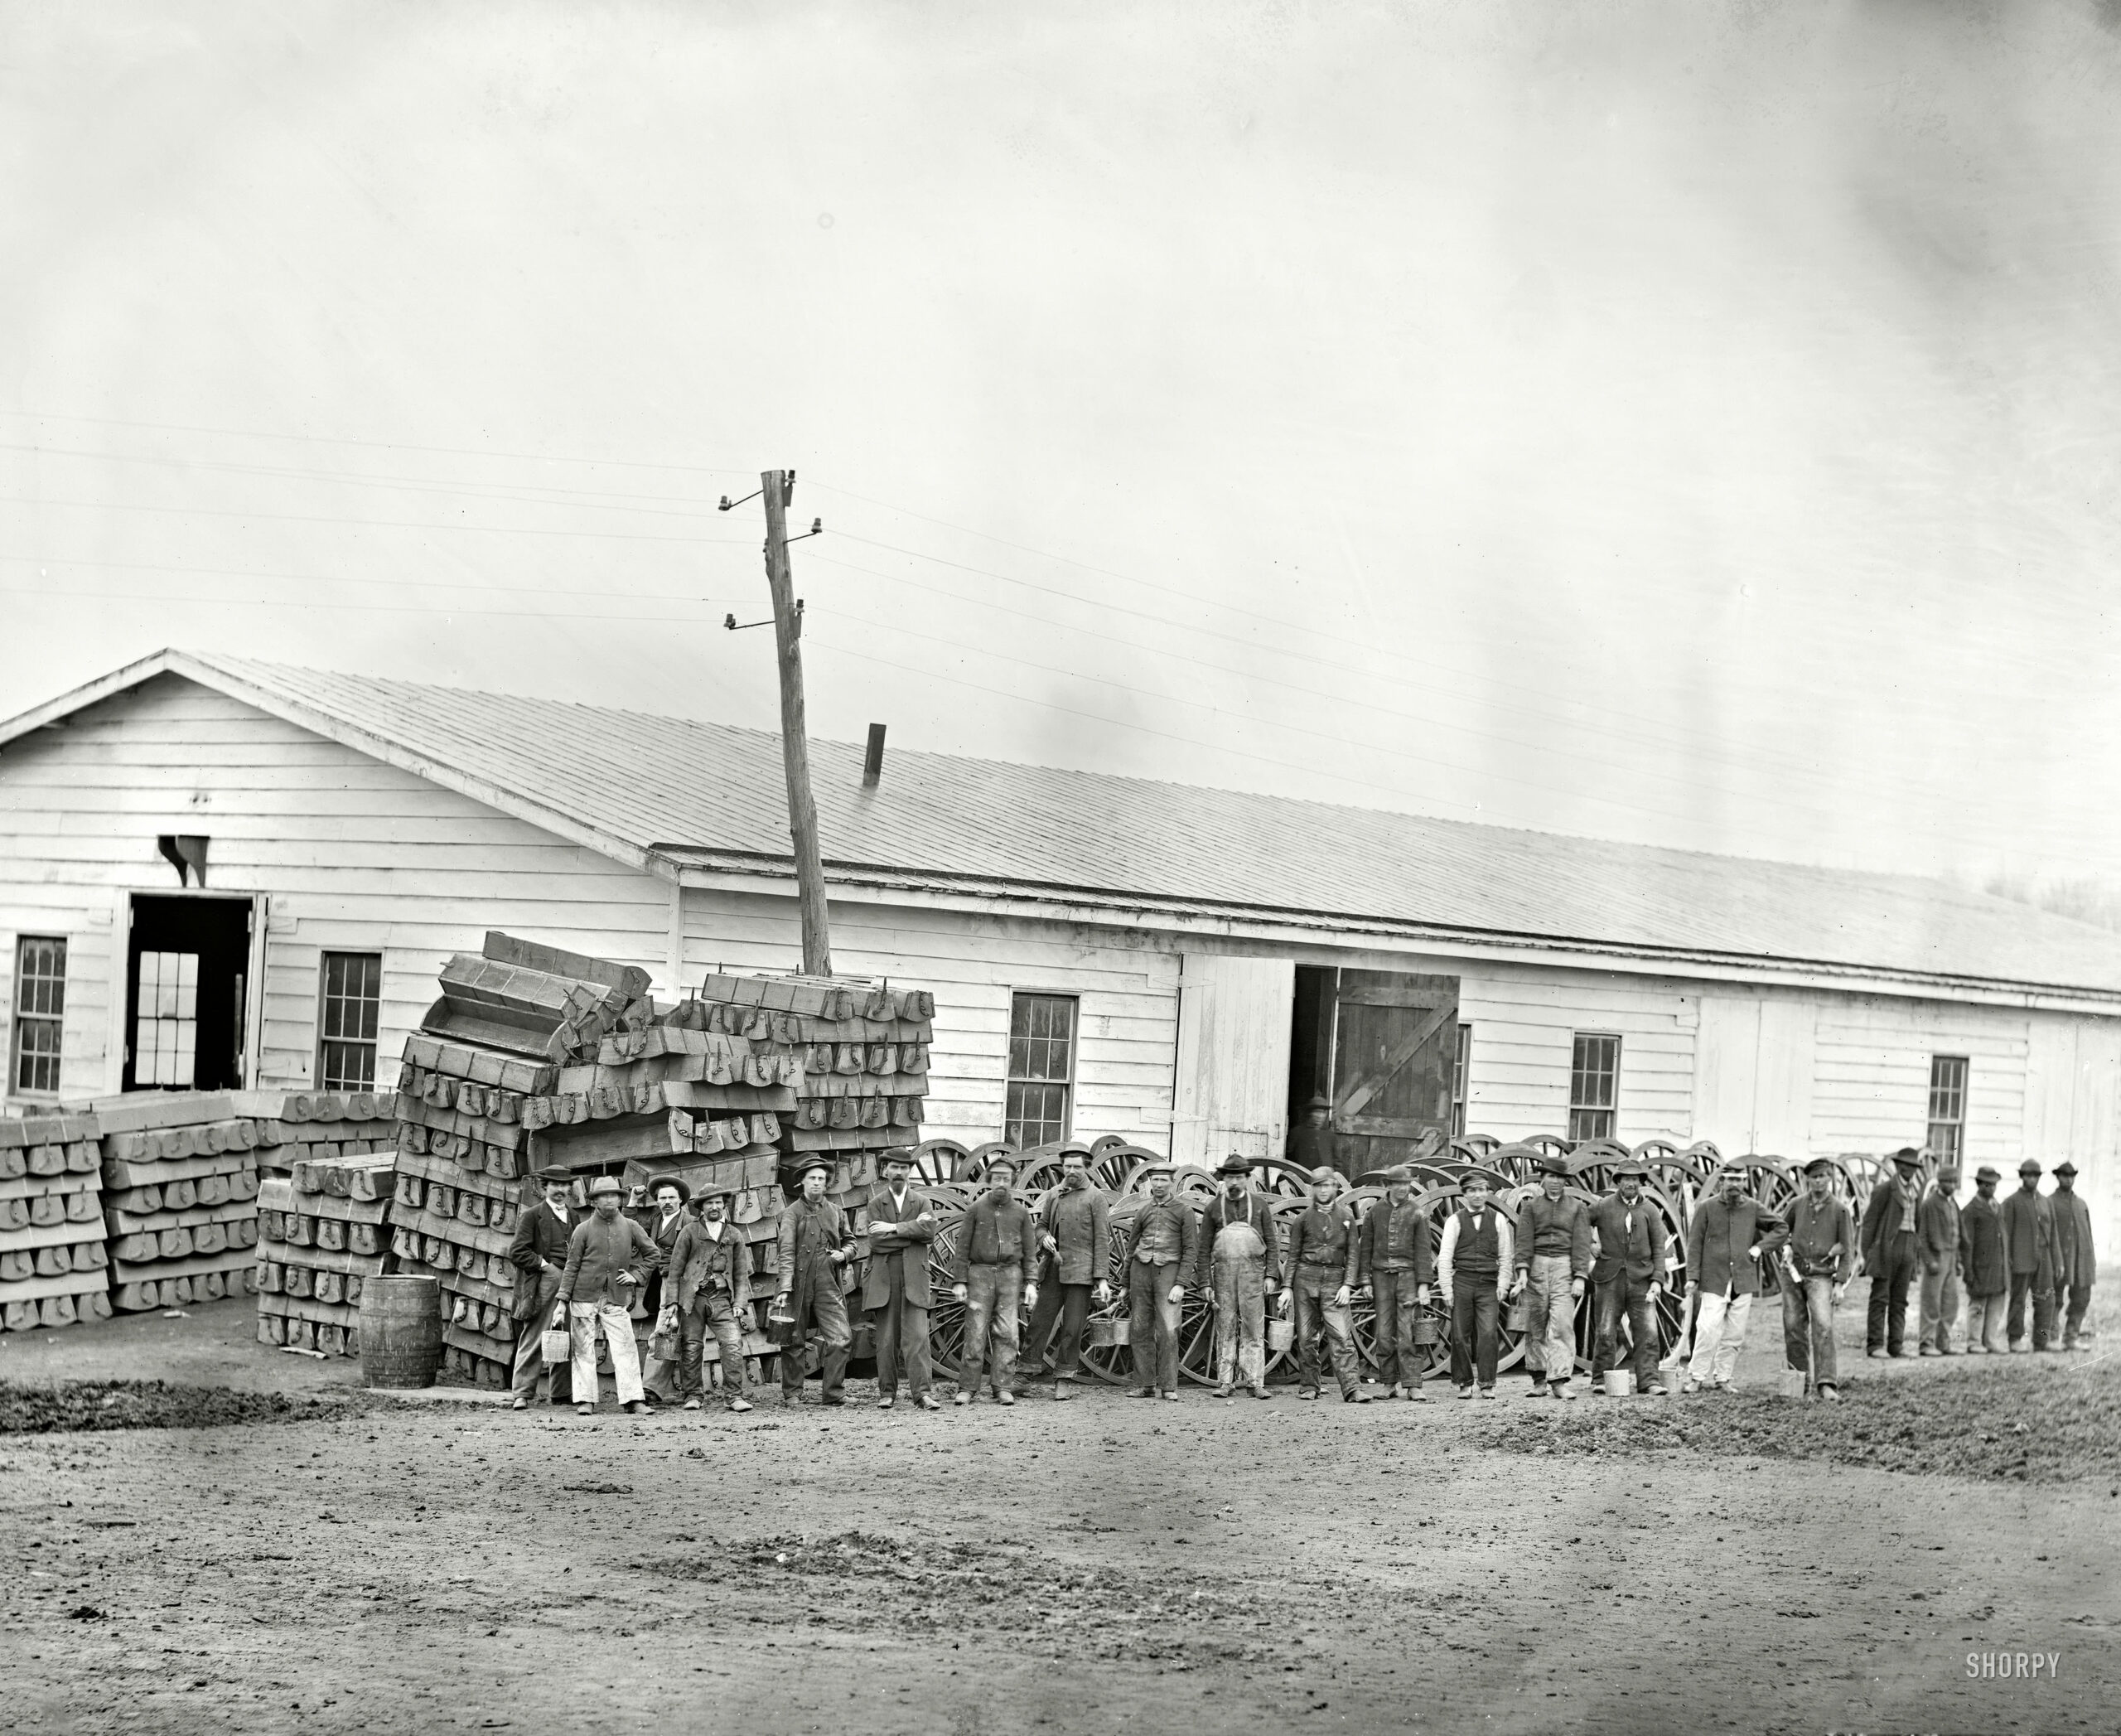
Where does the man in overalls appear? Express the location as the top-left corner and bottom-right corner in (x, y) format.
(1192, 1154), (1282, 1400)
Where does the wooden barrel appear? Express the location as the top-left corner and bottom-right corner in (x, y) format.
(358, 1275), (443, 1389)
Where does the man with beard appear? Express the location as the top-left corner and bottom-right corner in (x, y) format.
(664, 1186), (754, 1412)
(949, 1153), (1039, 1405)
(1860, 1148), (1925, 1360)
(2050, 1161), (2096, 1352)
(1587, 1158), (1668, 1396)
(1019, 1144), (1113, 1402)
(508, 1168), (577, 1410)
(2001, 1158), (2060, 1352)
(1194, 1155), (1283, 1400)
(1958, 1166), (2011, 1354)
(1283, 1166), (1365, 1403)
(1515, 1155), (1595, 1400)
(774, 1160), (855, 1406)
(1356, 1163), (1434, 1400)
(1122, 1162), (1197, 1401)
(863, 1148), (942, 1411)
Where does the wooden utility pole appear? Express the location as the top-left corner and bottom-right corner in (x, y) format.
(760, 468), (833, 975)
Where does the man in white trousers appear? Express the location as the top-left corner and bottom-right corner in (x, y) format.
(1682, 1166), (1787, 1393)
(553, 1175), (661, 1417)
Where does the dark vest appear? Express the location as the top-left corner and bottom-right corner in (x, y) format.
(1452, 1207), (1500, 1276)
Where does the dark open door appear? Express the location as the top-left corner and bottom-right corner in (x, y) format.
(1330, 969), (1458, 1176)
(124, 895), (252, 1092)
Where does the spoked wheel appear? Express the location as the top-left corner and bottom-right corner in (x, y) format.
(911, 1139), (973, 1185)
(1075, 1198), (1141, 1388)
(1085, 1144), (1156, 1197)
(1500, 1180), (1598, 1376)
(922, 1205), (970, 1380)
(1451, 1134), (1501, 1163)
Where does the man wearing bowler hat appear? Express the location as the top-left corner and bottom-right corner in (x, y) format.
(2050, 1160), (2096, 1352)
(1587, 1158), (1668, 1396)
(1194, 1154), (1283, 1400)
(553, 1175), (661, 1417)
(507, 1168), (577, 1410)
(863, 1146), (942, 1410)
(1515, 1153), (1594, 1400)
(2002, 1158), (2060, 1352)
(1959, 1166), (2011, 1353)
(1358, 1163), (1435, 1400)
(775, 1160), (856, 1405)
(664, 1185), (755, 1412)
(1860, 1148), (1925, 1360)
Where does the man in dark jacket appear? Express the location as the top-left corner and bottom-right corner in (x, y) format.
(664, 1187), (753, 1412)
(553, 1175), (663, 1417)
(1358, 1163), (1436, 1399)
(1515, 1155), (1594, 1400)
(1780, 1157), (1856, 1400)
(1196, 1155), (1283, 1400)
(508, 1168), (577, 1410)
(1283, 1166), (1364, 1403)
(775, 1160), (855, 1406)
(1587, 1159), (1668, 1395)
(1860, 1148), (1925, 1360)
(640, 1179), (694, 1405)
(2051, 1160), (2096, 1352)
(2002, 1158), (2059, 1352)
(1020, 1144), (1113, 1401)
(1959, 1166), (2011, 1352)
(949, 1153), (1039, 1405)
(1285, 1095), (1337, 1176)
(1916, 1164), (1962, 1356)
(1683, 1166), (1787, 1393)
(862, 1148), (940, 1410)
(1122, 1163), (1196, 1400)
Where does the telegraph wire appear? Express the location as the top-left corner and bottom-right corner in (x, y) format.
(0, 496), (756, 544)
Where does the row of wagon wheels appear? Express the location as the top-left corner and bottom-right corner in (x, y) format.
(864, 1132), (1899, 1385)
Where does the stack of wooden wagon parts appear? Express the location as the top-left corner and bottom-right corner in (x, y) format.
(0, 1111), (110, 1330)
(95, 1093), (265, 1312)
(254, 1148), (398, 1355)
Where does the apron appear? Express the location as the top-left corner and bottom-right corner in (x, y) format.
(1212, 1199), (1268, 1388)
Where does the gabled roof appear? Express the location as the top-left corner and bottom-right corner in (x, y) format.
(9, 648), (2121, 1001)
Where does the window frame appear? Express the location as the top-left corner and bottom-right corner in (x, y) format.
(10, 935), (68, 1098)
(315, 950), (384, 1092)
(1926, 1054), (1969, 1166)
(1450, 1021), (1472, 1138)
(1003, 989), (1078, 1148)
(1568, 1031), (1621, 1144)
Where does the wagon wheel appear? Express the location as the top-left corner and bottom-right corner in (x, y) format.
(1731, 1155), (1800, 1292)
(1172, 1164), (1220, 1206)
(1451, 1134), (1501, 1163)
(911, 1138), (973, 1185)
(964, 1141), (1020, 1182)
(1486, 1141), (1549, 1188)
(1261, 1196), (1317, 1381)
(1086, 1143), (1158, 1197)
(1077, 1197), (1144, 1388)
(1835, 1153), (1889, 1217)
(1567, 1138), (1633, 1199)
(920, 1203), (970, 1381)
(1252, 1158), (1317, 1199)
(1016, 1155), (1069, 1194)
(1500, 1180), (1599, 1376)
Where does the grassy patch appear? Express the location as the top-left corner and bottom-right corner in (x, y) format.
(0, 1378), (398, 1434)
(1464, 1356), (2121, 1484)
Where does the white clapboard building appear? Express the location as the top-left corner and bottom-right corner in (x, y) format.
(2, 650), (2117, 1252)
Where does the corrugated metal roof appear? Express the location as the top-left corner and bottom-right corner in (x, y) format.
(31, 651), (2121, 998)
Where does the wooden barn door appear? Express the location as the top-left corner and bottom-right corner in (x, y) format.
(1331, 969), (1458, 1176)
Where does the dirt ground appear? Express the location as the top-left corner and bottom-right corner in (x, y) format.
(3, 1289), (2117, 1736)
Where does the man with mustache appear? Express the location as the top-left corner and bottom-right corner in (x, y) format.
(1122, 1162), (1197, 1401)
(1194, 1154), (1283, 1400)
(949, 1153), (1040, 1405)
(1019, 1143), (1114, 1402)
(664, 1185), (755, 1412)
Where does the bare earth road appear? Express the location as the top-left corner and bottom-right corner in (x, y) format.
(6, 1327), (2116, 1736)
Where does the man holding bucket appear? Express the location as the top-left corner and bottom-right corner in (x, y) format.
(1587, 1158), (1668, 1397)
(1194, 1154), (1283, 1400)
(508, 1168), (577, 1410)
(553, 1175), (662, 1418)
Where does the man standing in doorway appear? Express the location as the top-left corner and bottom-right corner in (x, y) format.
(1283, 1166), (1365, 1403)
(1357, 1164), (1435, 1400)
(1286, 1095), (1337, 1176)
(2001, 1158), (2059, 1352)
(1861, 1148), (1925, 1360)
(1682, 1166), (1786, 1394)
(1437, 1171), (1512, 1400)
(1122, 1162), (1196, 1401)
(553, 1175), (662, 1418)
(1781, 1157), (1855, 1400)
(664, 1186), (754, 1413)
(1587, 1158), (1668, 1396)
(1515, 1155), (1594, 1400)
(1959, 1166), (2012, 1353)
(2050, 1161), (2096, 1352)
(1020, 1143), (1112, 1402)
(949, 1153), (1039, 1405)
(863, 1147), (941, 1410)
(508, 1168), (577, 1410)
(774, 1160), (855, 1406)
(1917, 1163), (1963, 1356)
(1196, 1155), (1283, 1400)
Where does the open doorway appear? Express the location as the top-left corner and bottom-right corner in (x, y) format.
(124, 895), (254, 1092)
(1288, 965), (1460, 1176)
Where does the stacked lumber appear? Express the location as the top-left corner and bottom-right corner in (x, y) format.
(420, 933), (651, 1063)
(243, 1090), (399, 1180)
(254, 1148), (398, 1355)
(0, 1112), (111, 1331)
(95, 1094), (263, 1311)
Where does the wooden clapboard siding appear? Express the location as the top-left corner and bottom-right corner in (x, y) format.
(0, 674), (672, 1102)
(1809, 996), (2028, 1165)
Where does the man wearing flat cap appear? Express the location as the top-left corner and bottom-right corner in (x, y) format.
(553, 1175), (662, 1417)
(775, 1160), (856, 1405)
(1859, 1148), (1925, 1360)
(1357, 1163), (1435, 1400)
(1194, 1154), (1283, 1400)
(2050, 1161), (2096, 1352)
(949, 1153), (1039, 1405)
(507, 1168), (577, 1410)
(1284, 1166), (1365, 1403)
(1958, 1166), (2011, 1353)
(1286, 1093), (1338, 1177)
(664, 1186), (754, 1412)
(1020, 1142), (1113, 1401)
(1587, 1159), (1668, 1396)
(1122, 1161), (1196, 1400)
(2001, 1158), (2060, 1352)
(863, 1147), (942, 1410)
(1780, 1157), (1855, 1399)
(1515, 1155), (1594, 1400)
(640, 1178), (695, 1405)
(1916, 1161), (1963, 1356)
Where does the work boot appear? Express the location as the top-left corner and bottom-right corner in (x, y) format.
(877, 1394), (896, 1410)
(1131, 1386), (1157, 1399)
(1386, 1383), (1406, 1401)
(917, 1394), (943, 1411)
(511, 1398), (531, 1411)
(1161, 1390), (1179, 1401)
(727, 1398), (753, 1414)
(954, 1390), (973, 1407)
(1214, 1383), (1234, 1400)
(1457, 1387), (1474, 1401)
(1297, 1387), (1320, 1400)
(1052, 1381), (1077, 1402)
(1476, 1387), (1496, 1400)
(623, 1400), (649, 1416)
(1408, 1385), (1426, 1402)
(998, 1391), (1016, 1407)
(1251, 1385), (1272, 1400)
(682, 1399), (701, 1411)
(1867, 1348), (1889, 1359)
(820, 1395), (846, 1407)
(1346, 1390), (1370, 1404)
(575, 1403), (595, 1417)
(1818, 1383), (1842, 1402)
(1920, 1345), (1940, 1357)
(1553, 1383), (1576, 1401)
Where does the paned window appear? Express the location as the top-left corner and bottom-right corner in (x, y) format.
(1927, 1055), (1968, 1165)
(11, 936), (66, 1095)
(1568, 1032), (1621, 1143)
(134, 950), (199, 1088)
(1005, 992), (1076, 1148)
(317, 953), (384, 1090)
(1451, 1022), (1471, 1137)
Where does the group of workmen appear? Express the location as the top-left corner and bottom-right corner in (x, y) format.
(502, 1134), (2096, 1414)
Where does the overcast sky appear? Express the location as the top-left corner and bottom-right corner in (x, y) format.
(5, 1), (2120, 888)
